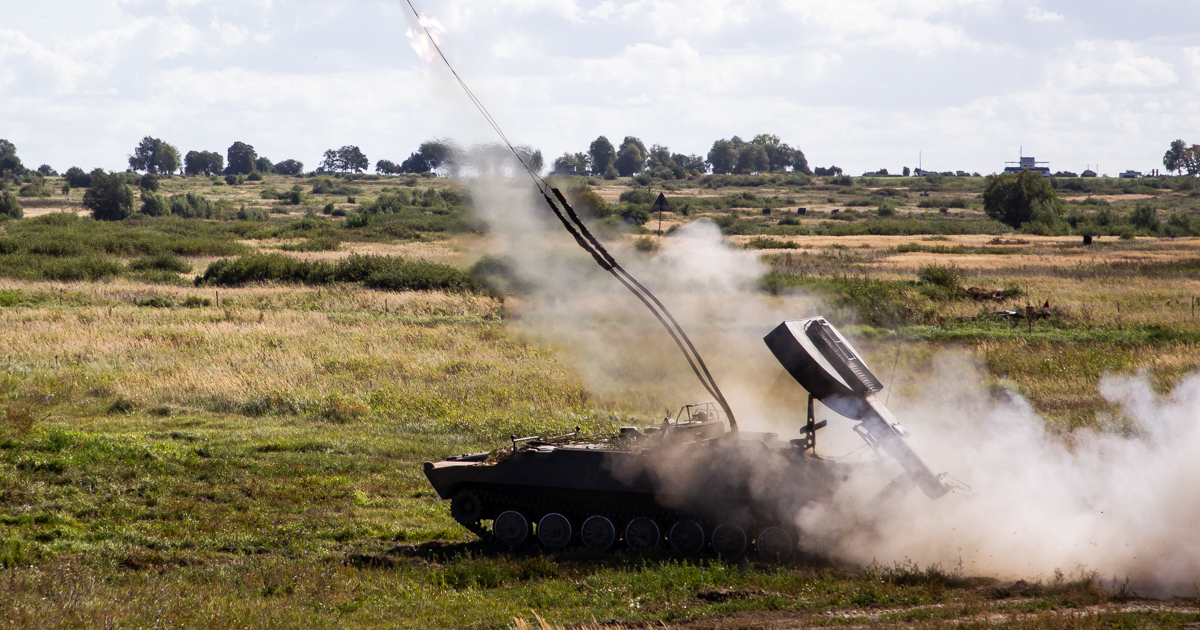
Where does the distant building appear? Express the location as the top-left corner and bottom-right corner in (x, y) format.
(1118, 170), (1143, 179)
(551, 164), (587, 176)
(1003, 156), (1051, 177)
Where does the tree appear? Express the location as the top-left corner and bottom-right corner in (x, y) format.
(338, 146), (368, 174)
(1184, 144), (1200, 177)
(673, 153), (707, 174)
(64, 167), (92, 187)
(37, 165), (57, 176)
(902, 166), (911, 177)
(139, 173), (159, 192)
(376, 159), (398, 175)
(185, 151), (224, 176)
(0, 139), (24, 175)
(274, 159), (304, 175)
(735, 143), (769, 174)
(588, 136), (616, 175)
(225, 142), (257, 175)
(553, 152), (588, 172)
(254, 157), (274, 174)
(82, 171), (135, 221)
(749, 134), (810, 174)
(399, 153), (431, 174)
(613, 137), (647, 177)
(320, 149), (341, 173)
(707, 139), (738, 175)
(399, 140), (458, 174)
(516, 146), (543, 174)
(982, 170), (1060, 228)
(1164, 139), (1188, 175)
(128, 136), (180, 175)
(0, 191), (23, 219)
(646, 144), (674, 171)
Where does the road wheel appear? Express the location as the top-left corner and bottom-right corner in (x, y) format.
(711, 523), (747, 558)
(624, 517), (660, 550)
(668, 520), (705, 556)
(493, 510), (529, 546)
(755, 526), (794, 562)
(537, 513), (573, 548)
(450, 490), (483, 526)
(580, 516), (616, 551)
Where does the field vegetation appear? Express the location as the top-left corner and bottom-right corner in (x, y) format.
(1, 170), (1200, 627)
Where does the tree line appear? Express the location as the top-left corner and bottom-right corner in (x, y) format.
(551, 133), (811, 179)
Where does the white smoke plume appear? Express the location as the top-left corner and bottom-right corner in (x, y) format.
(458, 165), (1200, 596)
(803, 352), (1200, 596)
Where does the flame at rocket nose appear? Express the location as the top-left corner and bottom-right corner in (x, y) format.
(406, 13), (446, 64)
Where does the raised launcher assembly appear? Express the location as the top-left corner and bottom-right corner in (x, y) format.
(423, 317), (956, 559)
(764, 317), (957, 499)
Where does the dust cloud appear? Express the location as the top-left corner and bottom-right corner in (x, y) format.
(802, 352), (1200, 596)
(457, 157), (1200, 596)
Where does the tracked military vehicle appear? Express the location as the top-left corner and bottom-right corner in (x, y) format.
(424, 316), (957, 559)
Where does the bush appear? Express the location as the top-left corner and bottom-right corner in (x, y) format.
(275, 159), (304, 176)
(0, 191), (23, 219)
(322, 203), (334, 215)
(633, 236), (660, 252)
(745, 237), (800, 249)
(621, 206), (650, 225)
(279, 237), (341, 252)
(468, 255), (529, 296)
(196, 253), (481, 292)
(139, 173), (159, 192)
(246, 171), (263, 182)
(917, 263), (962, 290)
(169, 192), (216, 219)
(82, 171), (135, 221)
(1130, 204), (1159, 232)
(18, 180), (52, 198)
(224, 174), (240, 186)
(310, 177), (362, 196)
(140, 191), (169, 217)
(1166, 212), (1194, 237)
(237, 206), (269, 221)
(129, 252), (191, 274)
(196, 254), (332, 286)
(877, 202), (897, 217)
(570, 187), (611, 218)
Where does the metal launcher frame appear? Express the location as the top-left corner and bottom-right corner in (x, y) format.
(764, 317), (958, 499)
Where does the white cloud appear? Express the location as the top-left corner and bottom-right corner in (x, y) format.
(1025, 7), (1063, 23)
(778, 0), (998, 54)
(1058, 41), (1179, 90)
(1185, 46), (1200, 84)
(615, 0), (757, 38)
(2, 0), (1199, 177)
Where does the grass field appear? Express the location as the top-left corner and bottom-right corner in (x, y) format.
(2, 171), (1200, 628)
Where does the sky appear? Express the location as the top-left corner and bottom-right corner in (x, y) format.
(2, 0), (1198, 176)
